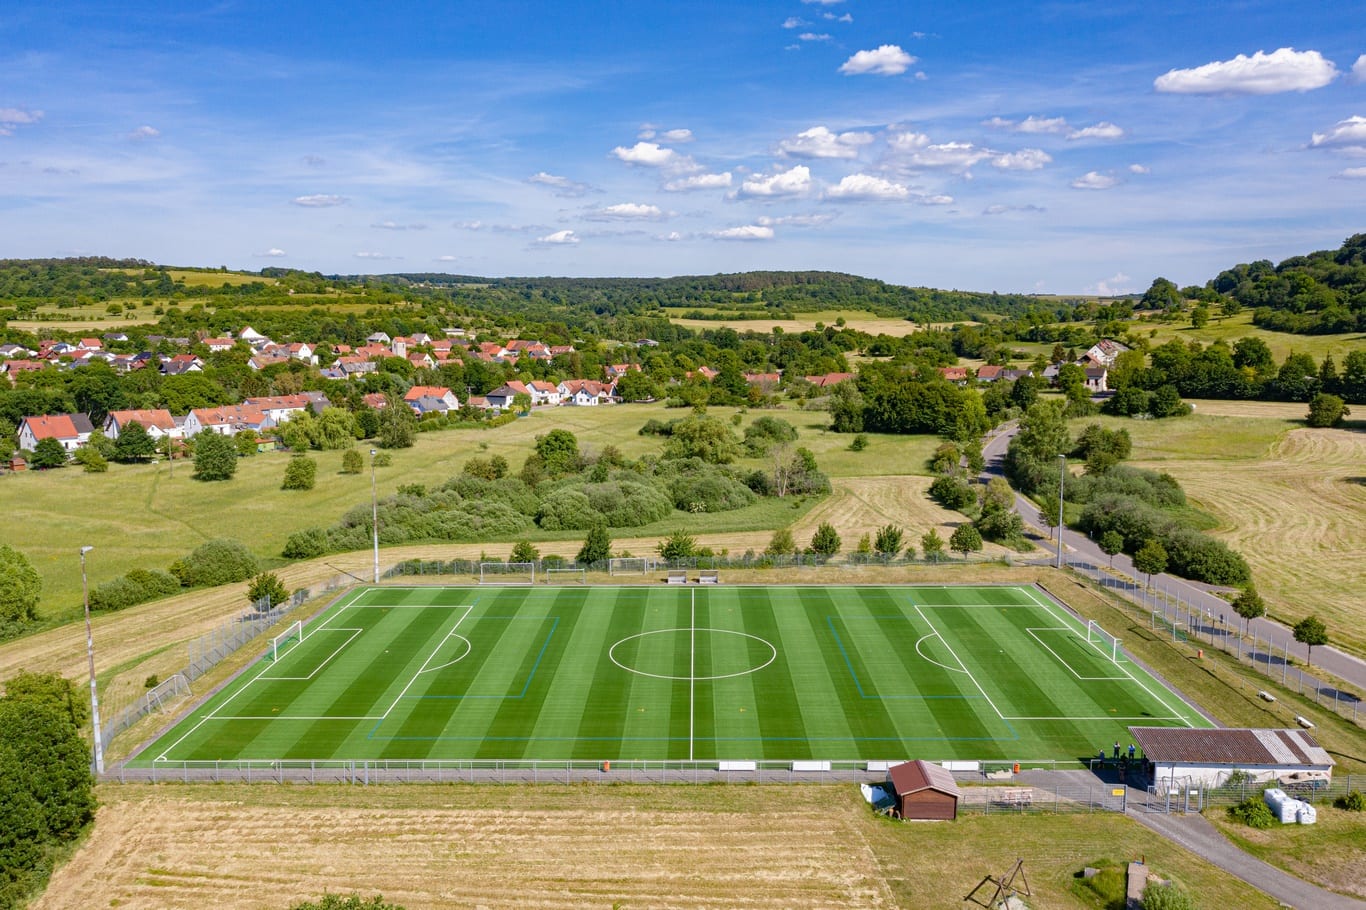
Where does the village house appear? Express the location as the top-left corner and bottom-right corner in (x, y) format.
(182, 404), (270, 437)
(104, 408), (182, 441)
(244, 393), (330, 424)
(18, 414), (95, 453)
(527, 380), (562, 406)
(403, 385), (460, 415)
(201, 337), (237, 353)
(937, 366), (970, 384)
(2, 360), (48, 384)
(485, 381), (531, 411)
(803, 372), (854, 388)
(557, 378), (616, 406)
(1080, 339), (1131, 369)
(975, 365), (1004, 383)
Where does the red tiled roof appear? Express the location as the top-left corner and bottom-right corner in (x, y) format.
(108, 409), (176, 432)
(404, 385), (452, 402)
(23, 414), (79, 440)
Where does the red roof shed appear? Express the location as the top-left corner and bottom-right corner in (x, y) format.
(888, 760), (960, 821)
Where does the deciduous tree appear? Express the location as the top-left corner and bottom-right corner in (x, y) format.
(192, 431), (237, 481)
(1293, 615), (1329, 667)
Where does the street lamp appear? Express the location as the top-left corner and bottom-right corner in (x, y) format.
(1056, 454), (1066, 570)
(80, 546), (104, 775)
(370, 449), (379, 583)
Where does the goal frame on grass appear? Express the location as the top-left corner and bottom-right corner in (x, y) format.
(543, 566), (586, 584)
(269, 620), (303, 662)
(608, 556), (650, 576)
(478, 561), (536, 585)
(1086, 619), (1122, 664)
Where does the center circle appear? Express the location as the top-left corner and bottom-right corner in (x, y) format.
(609, 628), (777, 680)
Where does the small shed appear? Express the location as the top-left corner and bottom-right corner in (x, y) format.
(888, 760), (960, 820)
(1130, 726), (1334, 791)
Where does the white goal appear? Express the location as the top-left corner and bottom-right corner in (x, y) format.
(269, 620), (304, 662)
(479, 561), (536, 585)
(1086, 620), (1122, 664)
(609, 557), (650, 576)
(543, 567), (586, 585)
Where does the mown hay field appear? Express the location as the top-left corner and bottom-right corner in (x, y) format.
(1082, 402), (1366, 654)
(32, 785), (1279, 910)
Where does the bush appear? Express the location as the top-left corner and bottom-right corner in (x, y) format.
(341, 449), (364, 474)
(1228, 796), (1276, 829)
(929, 474), (976, 511)
(283, 527), (329, 559)
(1334, 790), (1365, 811)
(537, 488), (601, 531)
(246, 572), (290, 607)
(170, 538), (261, 587)
(1142, 881), (1196, 910)
(89, 568), (181, 611)
(283, 455), (317, 490)
(666, 470), (756, 513)
(849, 433), (868, 452)
(657, 530), (698, 560)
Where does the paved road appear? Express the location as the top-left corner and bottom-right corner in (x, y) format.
(978, 424), (1366, 696)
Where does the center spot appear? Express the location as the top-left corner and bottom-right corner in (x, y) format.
(609, 628), (777, 681)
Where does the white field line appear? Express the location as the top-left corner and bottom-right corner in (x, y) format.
(914, 633), (968, 674)
(1024, 628), (1128, 681)
(379, 605), (474, 720)
(1023, 586), (1195, 728)
(259, 629), (363, 682)
(911, 605), (1006, 721)
(689, 587), (696, 762)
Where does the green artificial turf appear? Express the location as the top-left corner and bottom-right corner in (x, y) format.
(132, 585), (1210, 766)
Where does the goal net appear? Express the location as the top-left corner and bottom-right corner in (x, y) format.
(544, 567), (586, 585)
(1086, 620), (1122, 664)
(269, 620), (304, 662)
(479, 561), (536, 585)
(608, 557), (650, 576)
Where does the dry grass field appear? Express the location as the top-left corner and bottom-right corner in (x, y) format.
(1208, 806), (1366, 899)
(32, 785), (1279, 910)
(1095, 401), (1366, 654)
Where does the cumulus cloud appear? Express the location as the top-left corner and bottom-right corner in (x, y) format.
(824, 12), (853, 21)
(527, 171), (591, 196)
(1068, 121), (1125, 140)
(778, 125), (875, 159)
(1355, 54), (1366, 82)
(992, 148), (1052, 171)
(1154, 48), (1339, 94)
(1129, 164), (1151, 174)
(660, 128), (694, 142)
(292, 194), (347, 207)
(0, 107), (43, 136)
(984, 115), (1069, 134)
(128, 125), (160, 140)
(735, 165), (813, 198)
(612, 141), (678, 166)
(782, 16), (807, 28)
(372, 221), (428, 231)
(1336, 166), (1366, 179)
(536, 230), (580, 245)
(1071, 171), (1119, 190)
(800, 32), (831, 41)
(589, 203), (666, 220)
(255, 248), (288, 258)
(710, 225), (775, 241)
(887, 133), (996, 172)
(664, 171), (733, 191)
(839, 45), (916, 76)
(823, 174), (910, 200)
(1310, 115), (1366, 152)
(1087, 272), (1133, 296)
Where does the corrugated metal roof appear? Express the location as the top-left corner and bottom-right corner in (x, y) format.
(1129, 727), (1334, 767)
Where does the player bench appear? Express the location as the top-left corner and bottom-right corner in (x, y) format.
(995, 788), (1033, 807)
(698, 570), (720, 584)
(667, 570), (688, 585)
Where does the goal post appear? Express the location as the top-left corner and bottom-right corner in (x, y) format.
(1086, 619), (1122, 664)
(269, 620), (304, 662)
(608, 557), (649, 576)
(543, 567), (586, 585)
(479, 561), (536, 585)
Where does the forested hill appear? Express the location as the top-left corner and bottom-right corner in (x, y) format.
(1209, 233), (1366, 334)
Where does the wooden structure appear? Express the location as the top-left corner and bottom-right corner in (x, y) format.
(965, 858), (1031, 907)
(888, 759), (960, 820)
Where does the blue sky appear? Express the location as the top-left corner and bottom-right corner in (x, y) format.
(1, 1), (1363, 293)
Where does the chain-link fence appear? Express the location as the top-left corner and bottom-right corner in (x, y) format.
(1065, 558), (1362, 727)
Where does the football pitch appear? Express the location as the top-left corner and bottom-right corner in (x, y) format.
(132, 584), (1210, 767)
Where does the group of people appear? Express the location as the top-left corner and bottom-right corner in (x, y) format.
(1100, 741), (1138, 762)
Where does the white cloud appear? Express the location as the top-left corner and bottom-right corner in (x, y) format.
(128, 125), (160, 140)
(800, 33), (831, 42)
(1071, 171), (1119, 190)
(891, 136), (996, 172)
(839, 45), (916, 76)
(1310, 115), (1366, 152)
(664, 171), (733, 191)
(611, 141), (678, 166)
(1355, 54), (1366, 82)
(0, 107), (43, 136)
(1086, 272), (1133, 296)
(536, 230), (580, 245)
(711, 225), (775, 241)
(778, 125), (875, 159)
(986, 115), (1069, 134)
(528, 171), (590, 196)
(354, 251), (396, 260)
(782, 16), (807, 28)
(755, 213), (837, 227)
(590, 203), (666, 220)
(372, 221), (427, 231)
(736, 165), (813, 198)
(1154, 48), (1339, 95)
(1129, 164), (1151, 174)
(921, 195), (954, 205)
(824, 174), (910, 200)
(1068, 121), (1125, 140)
(992, 148), (1052, 171)
(664, 231), (684, 241)
(255, 248), (288, 258)
(660, 128), (694, 142)
(292, 194), (347, 207)
(824, 12), (853, 22)
(1335, 166), (1366, 179)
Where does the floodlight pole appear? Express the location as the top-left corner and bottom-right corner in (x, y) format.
(80, 546), (104, 775)
(1056, 455), (1066, 570)
(370, 449), (380, 583)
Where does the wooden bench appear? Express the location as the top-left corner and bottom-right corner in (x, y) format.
(667, 570), (688, 585)
(698, 570), (720, 584)
(996, 788), (1033, 807)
